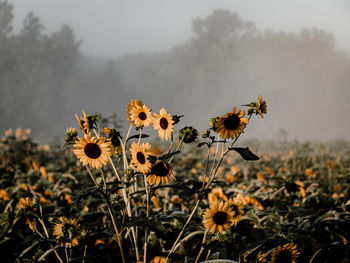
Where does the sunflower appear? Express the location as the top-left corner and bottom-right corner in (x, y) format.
(147, 160), (176, 186)
(129, 104), (153, 128)
(212, 107), (248, 139)
(126, 99), (144, 126)
(269, 242), (299, 263)
(152, 108), (174, 141)
(130, 142), (152, 174)
(257, 96), (267, 118)
(228, 197), (244, 226)
(203, 201), (235, 234)
(53, 217), (81, 247)
(73, 134), (112, 169)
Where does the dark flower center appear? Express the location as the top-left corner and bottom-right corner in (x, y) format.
(160, 118), (169, 130)
(275, 250), (292, 263)
(151, 162), (169, 177)
(223, 114), (240, 130)
(259, 102), (267, 113)
(138, 112), (147, 120)
(84, 143), (101, 159)
(212, 211), (227, 225)
(137, 152), (146, 164)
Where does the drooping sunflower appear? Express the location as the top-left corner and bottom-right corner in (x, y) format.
(53, 217), (81, 247)
(257, 96), (267, 118)
(17, 197), (37, 231)
(269, 242), (299, 263)
(203, 201), (235, 234)
(129, 104), (153, 128)
(126, 99), (144, 125)
(129, 142), (152, 174)
(102, 127), (123, 155)
(73, 134), (112, 169)
(147, 160), (175, 186)
(228, 197), (245, 226)
(152, 108), (174, 141)
(212, 107), (248, 139)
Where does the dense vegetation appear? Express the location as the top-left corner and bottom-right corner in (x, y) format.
(0, 125), (349, 262)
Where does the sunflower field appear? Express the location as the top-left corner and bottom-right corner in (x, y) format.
(0, 98), (350, 263)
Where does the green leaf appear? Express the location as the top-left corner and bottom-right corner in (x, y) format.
(228, 147), (260, 161)
(126, 134), (150, 143)
(197, 142), (209, 148)
(159, 150), (181, 161)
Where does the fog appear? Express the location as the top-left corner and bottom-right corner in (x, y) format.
(1, 1), (350, 142)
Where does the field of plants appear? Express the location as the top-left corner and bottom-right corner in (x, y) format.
(0, 98), (349, 263)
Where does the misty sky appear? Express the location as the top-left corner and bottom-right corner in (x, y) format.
(11, 0), (350, 58)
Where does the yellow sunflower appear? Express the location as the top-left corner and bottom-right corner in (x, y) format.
(73, 134), (112, 169)
(269, 242), (299, 263)
(203, 201), (235, 234)
(212, 107), (248, 139)
(53, 217), (81, 247)
(257, 96), (267, 118)
(130, 142), (152, 174)
(129, 104), (153, 128)
(152, 108), (174, 141)
(147, 160), (176, 186)
(126, 99), (144, 125)
(228, 197), (244, 226)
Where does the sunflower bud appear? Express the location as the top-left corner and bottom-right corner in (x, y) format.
(172, 115), (184, 125)
(64, 127), (78, 146)
(178, 126), (198, 144)
(102, 127), (112, 135)
(201, 129), (211, 138)
(209, 118), (217, 129)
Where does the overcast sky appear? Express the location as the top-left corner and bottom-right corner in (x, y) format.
(11, 0), (350, 58)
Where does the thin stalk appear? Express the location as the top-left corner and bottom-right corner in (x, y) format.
(194, 230), (208, 263)
(64, 247), (69, 263)
(82, 245), (87, 263)
(143, 175), (150, 263)
(167, 199), (201, 256)
(104, 195), (126, 263)
(86, 167), (98, 187)
(166, 134), (174, 155)
(209, 135), (220, 175)
(167, 116), (253, 259)
(138, 128), (143, 144)
(168, 136), (184, 164)
(37, 218), (63, 263)
(93, 128), (139, 260)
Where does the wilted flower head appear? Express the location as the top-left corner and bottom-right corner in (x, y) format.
(178, 126), (198, 144)
(53, 216), (81, 247)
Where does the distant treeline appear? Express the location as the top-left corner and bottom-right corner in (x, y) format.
(1, 2), (349, 140)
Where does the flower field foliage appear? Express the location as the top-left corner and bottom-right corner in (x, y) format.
(0, 98), (350, 263)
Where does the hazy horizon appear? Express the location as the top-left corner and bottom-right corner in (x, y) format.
(2, 1), (350, 142)
(11, 0), (350, 58)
